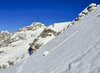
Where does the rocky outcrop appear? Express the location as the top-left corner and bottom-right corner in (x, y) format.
(87, 3), (96, 12)
(40, 29), (57, 38)
(0, 31), (12, 47)
(14, 22), (45, 33)
(74, 3), (97, 21)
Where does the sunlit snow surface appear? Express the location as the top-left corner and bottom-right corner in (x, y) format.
(0, 6), (100, 73)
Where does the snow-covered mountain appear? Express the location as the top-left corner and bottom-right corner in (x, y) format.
(0, 3), (100, 73)
(0, 22), (46, 69)
(0, 3), (97, 48)
(0, 21), (71, 69)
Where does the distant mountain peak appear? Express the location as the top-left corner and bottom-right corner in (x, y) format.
(0, 31), (11, 34)
(30, 22), (45, 27)
(14, 22), (46, 33)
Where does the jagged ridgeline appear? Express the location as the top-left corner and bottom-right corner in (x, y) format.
(72, 3), (97, 24)
(0, 21), (71, 48)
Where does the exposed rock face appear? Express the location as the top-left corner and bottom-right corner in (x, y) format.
(40, 29), (57, 38)
(74, 3), (97, 21)
(87, 3), (96, 12)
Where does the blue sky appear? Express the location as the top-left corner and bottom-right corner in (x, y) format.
(0, 0), (99, 33)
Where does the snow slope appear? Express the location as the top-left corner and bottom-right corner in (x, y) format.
(0, 4), (100, 73)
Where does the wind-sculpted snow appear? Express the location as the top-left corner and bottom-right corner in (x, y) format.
(0, 4), (100, 73)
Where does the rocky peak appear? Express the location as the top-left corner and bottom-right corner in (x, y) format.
(74, 3), (97, 22)
(30, 22), (45, 27)
(0, 31), (12, 47)
(87, 3), (96, 12)
(14, 22), (46, 33)
(0, 31), (12, 40)
(0, 31), (11, 34)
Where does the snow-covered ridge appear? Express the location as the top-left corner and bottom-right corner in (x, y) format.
(47, 22), (71, 33)
(0, 3), (98, 48)
(72, 3), (97, 24)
